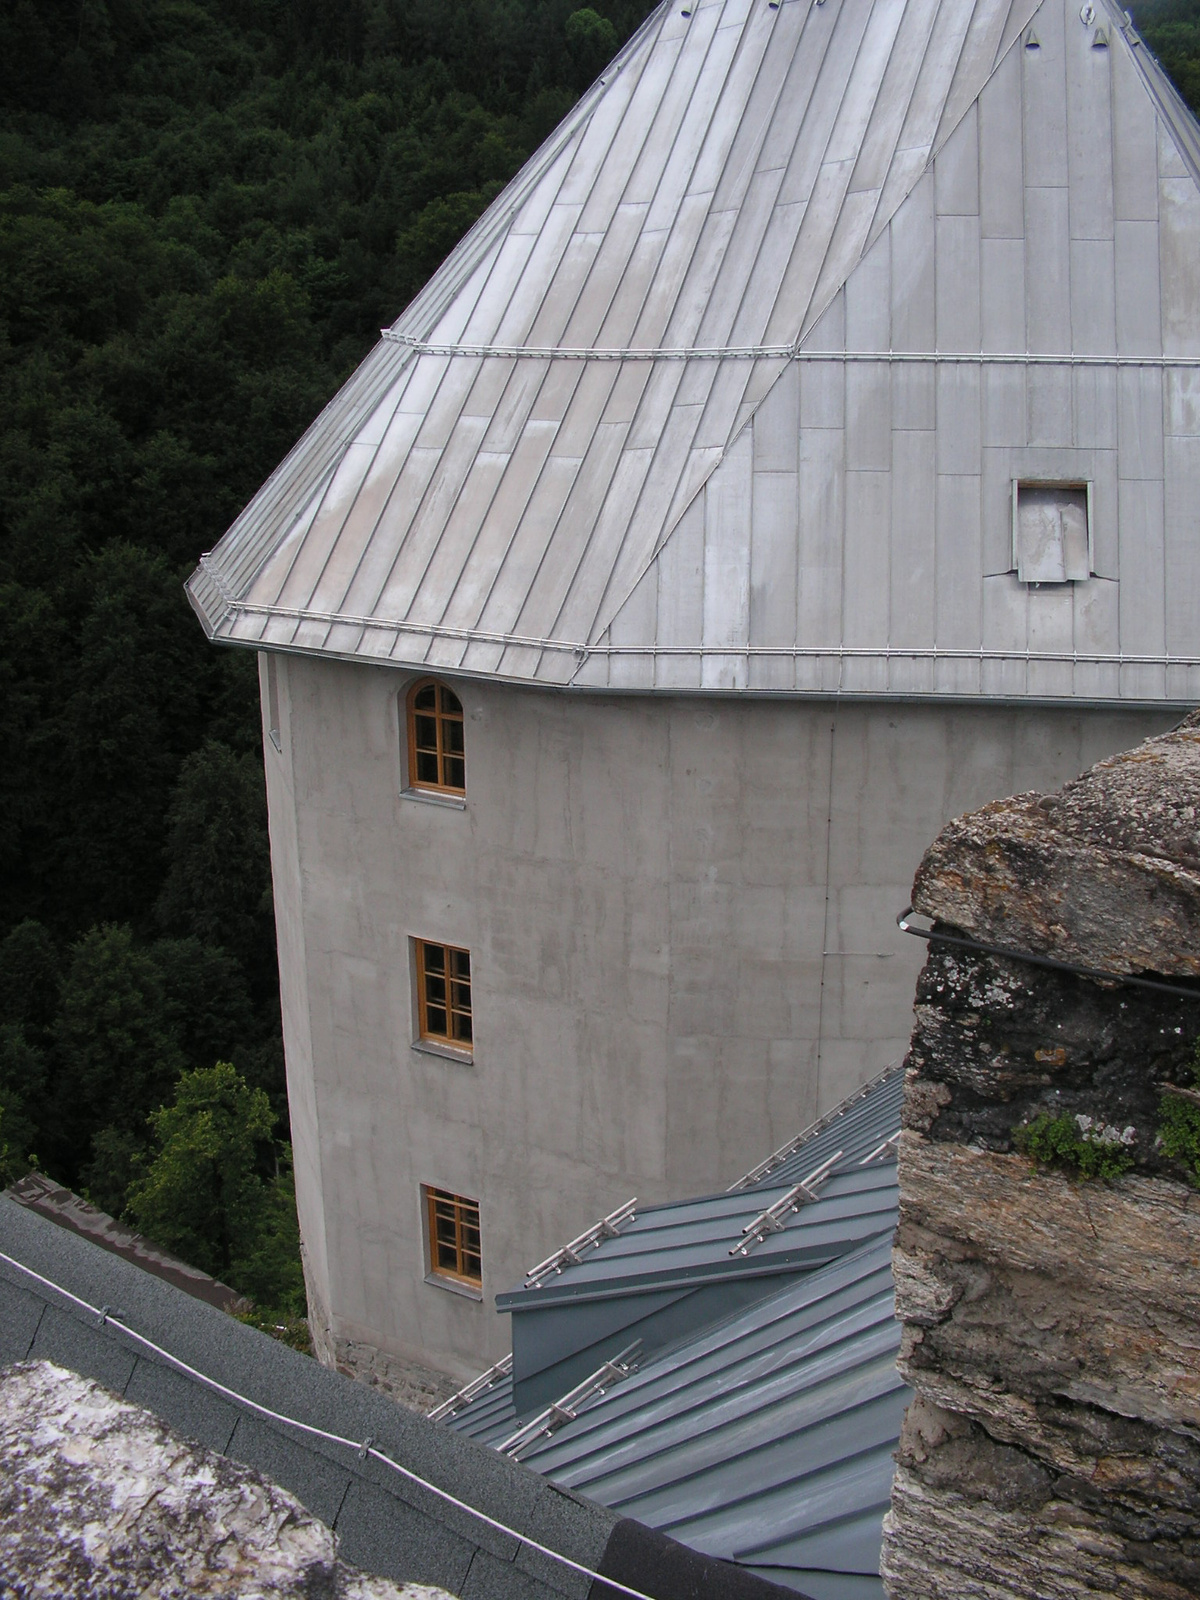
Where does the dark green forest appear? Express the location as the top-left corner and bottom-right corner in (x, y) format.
(0, 0), (655, 1317)
(0, 0), (1196, 1317)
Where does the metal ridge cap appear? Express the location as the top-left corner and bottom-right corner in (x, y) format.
(496, 1230), (895, 1312)
(730, 1063), (904, 1191)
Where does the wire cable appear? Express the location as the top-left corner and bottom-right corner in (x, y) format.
(0, 1247), (660, 1600)
(897, 908), (1200, 1002)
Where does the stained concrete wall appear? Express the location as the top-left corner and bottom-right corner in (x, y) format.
(259, 651), (1170, 1376)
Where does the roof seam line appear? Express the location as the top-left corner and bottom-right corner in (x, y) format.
(231, 607), (1200, 671)
(379, 332), (1200, 367)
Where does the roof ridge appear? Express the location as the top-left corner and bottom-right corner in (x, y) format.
(1102, 0), (1200, 189)
(730, 1063), (905, 1190)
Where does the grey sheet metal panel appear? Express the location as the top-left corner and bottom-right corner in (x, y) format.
(498, 1165), (900, 1309)
(190, 0), (1200, 705)
(487, 1071), (903, 1413)
(593, 0), (1200, 699)
(459, 1237), (908, 1600)
(445, 1076), (908, 1597)
(496, 1065), (904, 1315)
(744, 1065), (905, 1188)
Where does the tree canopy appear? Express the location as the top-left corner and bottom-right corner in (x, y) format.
(0, 0), (655, 1313)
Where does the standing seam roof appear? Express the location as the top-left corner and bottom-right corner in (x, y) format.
(444, 1068), (909, 1600)
(184, 0), (1132, 695)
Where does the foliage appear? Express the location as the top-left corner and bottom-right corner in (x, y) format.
(1157, 1041), (1200, 1185)
(125, 1061), (275, 1277)
(55, 924), (185, 1160)
(156, 742), (274, 988)
(1135, 0), (1200, 111)
(0, 1024), (44, 1184)
(0, 0), (658, 1265)
(232, 1306), (313, 1354)
(1014, 1110), (1137, 1181)
(126, 1063), (307, 1317)
(224, 1145), (308, 1316)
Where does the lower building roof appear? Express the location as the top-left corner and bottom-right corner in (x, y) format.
(444, 1069), (909, 1600)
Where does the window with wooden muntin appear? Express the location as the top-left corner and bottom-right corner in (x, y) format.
(425, 1187), (482, 1287)
(416, 940), (472, 1048)
(406, 679), (465, 794)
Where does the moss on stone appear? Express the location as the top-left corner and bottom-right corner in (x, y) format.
(1013, 1112), (1136, 1181)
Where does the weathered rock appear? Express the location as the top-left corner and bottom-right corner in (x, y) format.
(0, 1360), (457, 1600)
(883, 715), (1200, 1600)
(911, 714), (1200, 975)
(884, 1459), (1196, 1600)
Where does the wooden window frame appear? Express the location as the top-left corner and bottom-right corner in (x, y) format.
(424, 1186), (482, 1289)
(415, 939), (473, 1052)
(405, 678), (466, 796)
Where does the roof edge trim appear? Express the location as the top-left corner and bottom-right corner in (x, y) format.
(1106, 0), (1200, 190)
(208, 599), (1200, 674)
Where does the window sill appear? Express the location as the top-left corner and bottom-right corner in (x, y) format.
(401, 787), (466, 812)
(424, 1272), (483, 1302)
(412, 1038), (474, 1066)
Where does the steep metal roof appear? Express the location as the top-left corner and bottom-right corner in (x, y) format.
(442, 1068), (907, 1598)
(189, 0), (1081, 687)
(495, 1064), (904, 1312)
(450, 1240), (904, 1600)
(498, 1163), (899, 1309)
(728, 1065), (905, 1191)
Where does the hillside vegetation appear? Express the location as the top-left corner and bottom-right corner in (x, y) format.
(0, 0), (653, 1313)
(0, 0), (1195, 1312)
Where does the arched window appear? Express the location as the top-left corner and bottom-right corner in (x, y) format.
(406, 678), (465, 795)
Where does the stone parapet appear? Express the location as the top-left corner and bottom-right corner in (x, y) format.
(882, 714), (1200, 1600)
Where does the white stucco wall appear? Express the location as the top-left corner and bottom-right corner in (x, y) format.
(260, 651), (1173, 1376)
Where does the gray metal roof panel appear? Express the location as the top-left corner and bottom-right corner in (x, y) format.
(444, 1076), (908, 1596)
(497, 1167), (898, 1311)
(497, 1067), (904, 1311)
(517, 1242), (900, 1484)
(188, 0), (1200, 703)
(752, 1068), (906, 1188)
(455, 1237), (906, 1599)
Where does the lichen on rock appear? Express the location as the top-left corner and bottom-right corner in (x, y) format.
(0, 1359), (457, 1600)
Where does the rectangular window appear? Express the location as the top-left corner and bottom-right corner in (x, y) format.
(1012, 481), (1092, 583)
(416, 940), (472, 1048)
(424, 1186), (482, 1287)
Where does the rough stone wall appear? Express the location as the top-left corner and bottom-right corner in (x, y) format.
(332, 1336), (458, 1414)
(881, 713), (1200, 1600)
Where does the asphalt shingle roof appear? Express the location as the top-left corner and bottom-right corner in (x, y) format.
(0, 1193), (800, 1600)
